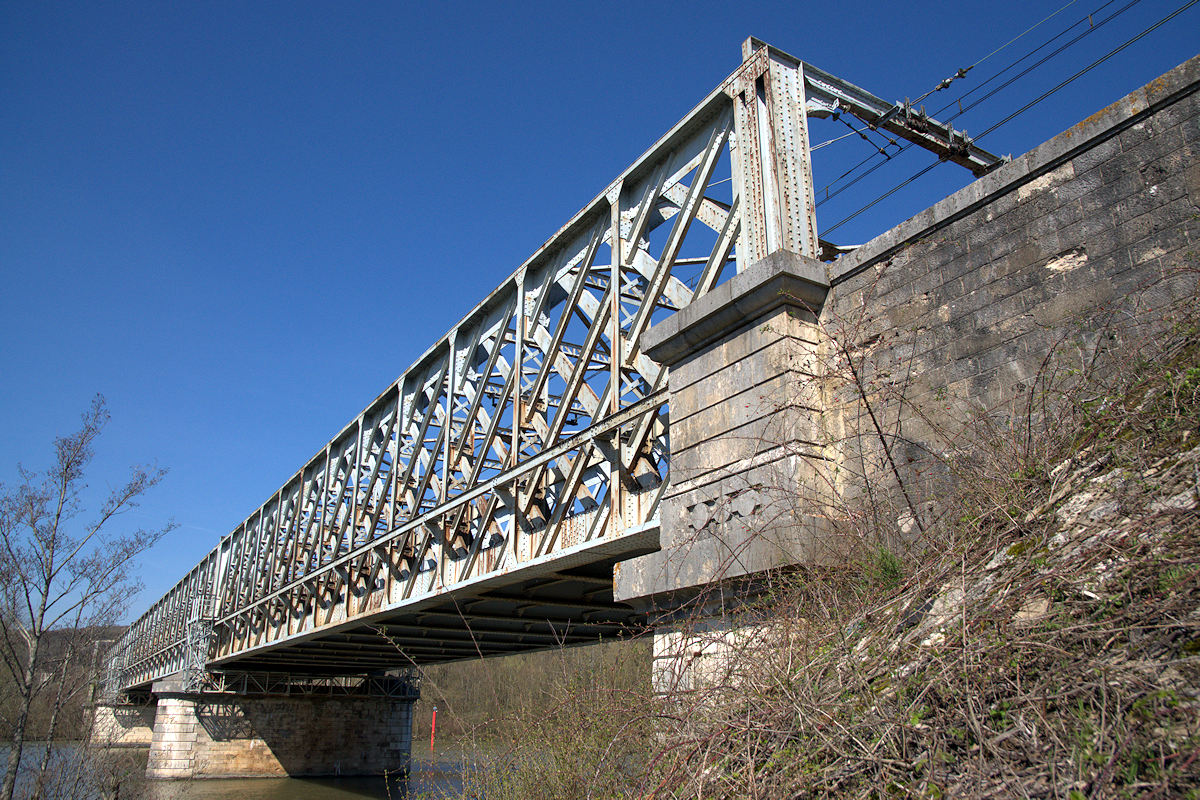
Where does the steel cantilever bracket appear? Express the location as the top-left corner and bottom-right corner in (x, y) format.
(743, 37), (1007, 177)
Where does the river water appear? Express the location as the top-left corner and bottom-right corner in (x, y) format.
(143, 754), (465, 799)
(3, 745), (467, 799)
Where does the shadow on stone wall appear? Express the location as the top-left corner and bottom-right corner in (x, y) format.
(111, 705), (155, 729)
(195, 703), (256, 740)
(176, 696), (414, 777)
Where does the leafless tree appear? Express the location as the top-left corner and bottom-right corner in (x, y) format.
(0, 396), (173, 800)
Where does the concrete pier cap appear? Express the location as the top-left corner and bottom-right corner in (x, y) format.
(615, 248), (833, 608)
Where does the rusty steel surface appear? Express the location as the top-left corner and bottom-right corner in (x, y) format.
(103, 39), (999, 694)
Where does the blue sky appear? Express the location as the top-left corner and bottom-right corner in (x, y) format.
(3, 0), (1197, 619)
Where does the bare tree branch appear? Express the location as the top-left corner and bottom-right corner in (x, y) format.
(0, 395), (174, 800)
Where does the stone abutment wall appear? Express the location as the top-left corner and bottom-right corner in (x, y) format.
(619, 53), (1200, 690)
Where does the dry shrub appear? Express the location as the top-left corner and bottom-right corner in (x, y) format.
(646, 278), (1200, 798)
(416, 640), (653, 800)
(421, 270), (1200, 798)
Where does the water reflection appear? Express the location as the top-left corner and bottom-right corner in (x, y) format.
(144, 774), (405, 799)
(141, 755), (464, 800)
(3, 744), (467, 799)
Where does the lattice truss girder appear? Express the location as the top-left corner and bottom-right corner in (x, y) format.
(107, 40), (1002, 692)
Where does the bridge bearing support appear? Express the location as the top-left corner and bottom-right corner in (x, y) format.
(144, 677), (417, 780)
(614, 249), (834, 693)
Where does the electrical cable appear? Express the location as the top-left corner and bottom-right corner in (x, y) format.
(928, 0), (1126, 117)
(935, 0), (1142, 125)
(815, 0), (1137, 203)
(817, 151), (894, 207)
(817, 151), (887, 200)
(822, 161), (941, 236)
(975, 0), (1200, 139)
(821, 0), (1199, 237)
(838, 115), (898, 158)
(967, 0), (1080, 71)
(906, 0), (1082, 109)
(810, 129), (861, 151)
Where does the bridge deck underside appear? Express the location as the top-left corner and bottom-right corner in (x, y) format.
(197, 537), (656, 678)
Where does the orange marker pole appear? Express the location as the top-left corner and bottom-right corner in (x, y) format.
(430, 706), (438, 753)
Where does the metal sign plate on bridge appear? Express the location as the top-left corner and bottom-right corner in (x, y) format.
(104, 38), (1000, 696)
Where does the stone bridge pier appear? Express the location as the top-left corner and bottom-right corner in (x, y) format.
(90, 700), (156, 748)
(616, 52), (1200, 692)
(614, 250), (833, 692)
(92, 675), (418, 781)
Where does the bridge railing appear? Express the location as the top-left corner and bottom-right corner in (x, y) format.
(105, 39), (1002, 694)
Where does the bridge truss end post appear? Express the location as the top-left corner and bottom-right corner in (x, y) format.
(728, 38), (820, 269)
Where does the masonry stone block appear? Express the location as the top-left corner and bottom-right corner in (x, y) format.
(90, 702), (156, 747)
(144, 684), (416, 781)
(616, 251), (832, 606)
(630, 54), (1200, 694)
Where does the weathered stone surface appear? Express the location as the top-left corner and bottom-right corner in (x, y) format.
(624, 56), (1200, 687)
(145, 690), (415, 780)
(643, 250), (829, 366)
(90, 702), (156, 747)
(652, 617), (763, 693)
(617, 253), (833, 602)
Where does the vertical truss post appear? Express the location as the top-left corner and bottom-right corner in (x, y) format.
(444, 331), (455, 505)
(728, 37), (819, 265)
(182, 590), (214, 693)
(512, 269), (526, 562)
(607, 183), (625, 535)
(351, 419), (362, 543)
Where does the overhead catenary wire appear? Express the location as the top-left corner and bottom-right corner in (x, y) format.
(810, 128), (861, 152)
(905, 0), (1083, 108)
(820, 0), (1199, 237)
(821, 161), (942, 237)
(812, 1), (1087, 156)
(838, 115), (899, 158)
(964, 0), (1081, 72)
(975, 0), (1200, 139)
(814, 0), (1139, 203)
(933, 0), (1142, 125)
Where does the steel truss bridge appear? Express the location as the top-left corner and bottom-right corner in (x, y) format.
(104, 39), (1001, 696)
